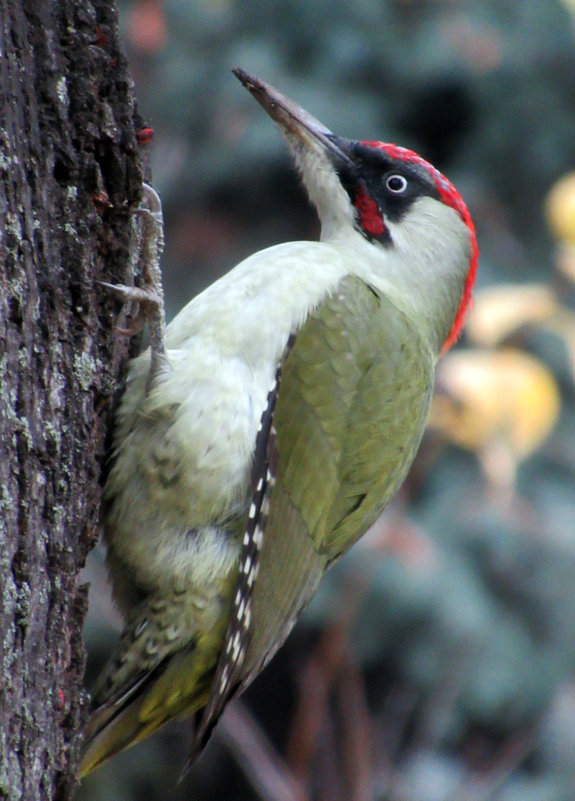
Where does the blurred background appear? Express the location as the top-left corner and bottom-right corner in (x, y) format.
(80, 1), (575, 799)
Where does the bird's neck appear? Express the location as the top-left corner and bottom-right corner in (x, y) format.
(321, 196), (473, 357)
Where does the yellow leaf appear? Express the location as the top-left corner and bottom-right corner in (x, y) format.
(546, 172), (575, 245)
(430, 349), (560, 486)
(466, 285), (558, 347)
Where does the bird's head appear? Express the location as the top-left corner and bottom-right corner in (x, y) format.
(234, 68), (478, 354)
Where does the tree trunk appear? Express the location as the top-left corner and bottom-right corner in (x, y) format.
(0, 1), (144, 799)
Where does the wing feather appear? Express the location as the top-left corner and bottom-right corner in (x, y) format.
(183, 336), (295, 769)
(185, 275), (433, 769)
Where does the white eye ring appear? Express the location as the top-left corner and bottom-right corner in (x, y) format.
(386, 174), (408, 193)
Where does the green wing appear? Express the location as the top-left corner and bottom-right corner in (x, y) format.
(186, 274), (434, 767)
(246, 273), (434, 662)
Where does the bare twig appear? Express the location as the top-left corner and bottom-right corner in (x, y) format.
(219, 700), (310, 801)
(286, 564), (376, 782)
(338, 655), (374, 801)
(447, 722), (540, 801)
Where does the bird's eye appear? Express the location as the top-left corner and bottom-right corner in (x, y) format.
(386, 174), (408, 193)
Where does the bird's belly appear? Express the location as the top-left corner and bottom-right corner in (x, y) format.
(147, 351), (273, 521)
(145, 393), (255, 522)
(104, 350), (274, 598)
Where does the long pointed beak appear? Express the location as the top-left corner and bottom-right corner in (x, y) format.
(233, 67), (353, 167)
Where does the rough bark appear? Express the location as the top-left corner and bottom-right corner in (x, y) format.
(0, 1), (144, 799)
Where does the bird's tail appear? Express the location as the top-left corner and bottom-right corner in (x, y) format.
(79, 644), (211, 777)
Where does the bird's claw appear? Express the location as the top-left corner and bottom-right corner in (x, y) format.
(99, 280), (162, 306)
(101, 183), (168, 378)
(99, 281), (162, 337)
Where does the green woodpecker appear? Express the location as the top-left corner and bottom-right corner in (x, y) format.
(80, 68), (478, 777)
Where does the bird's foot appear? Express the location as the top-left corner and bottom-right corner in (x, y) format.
(100, 282), (163, 337)
(102, 184), (169, 381)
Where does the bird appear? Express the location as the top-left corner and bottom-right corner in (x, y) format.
(79, 67), (478, 778)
